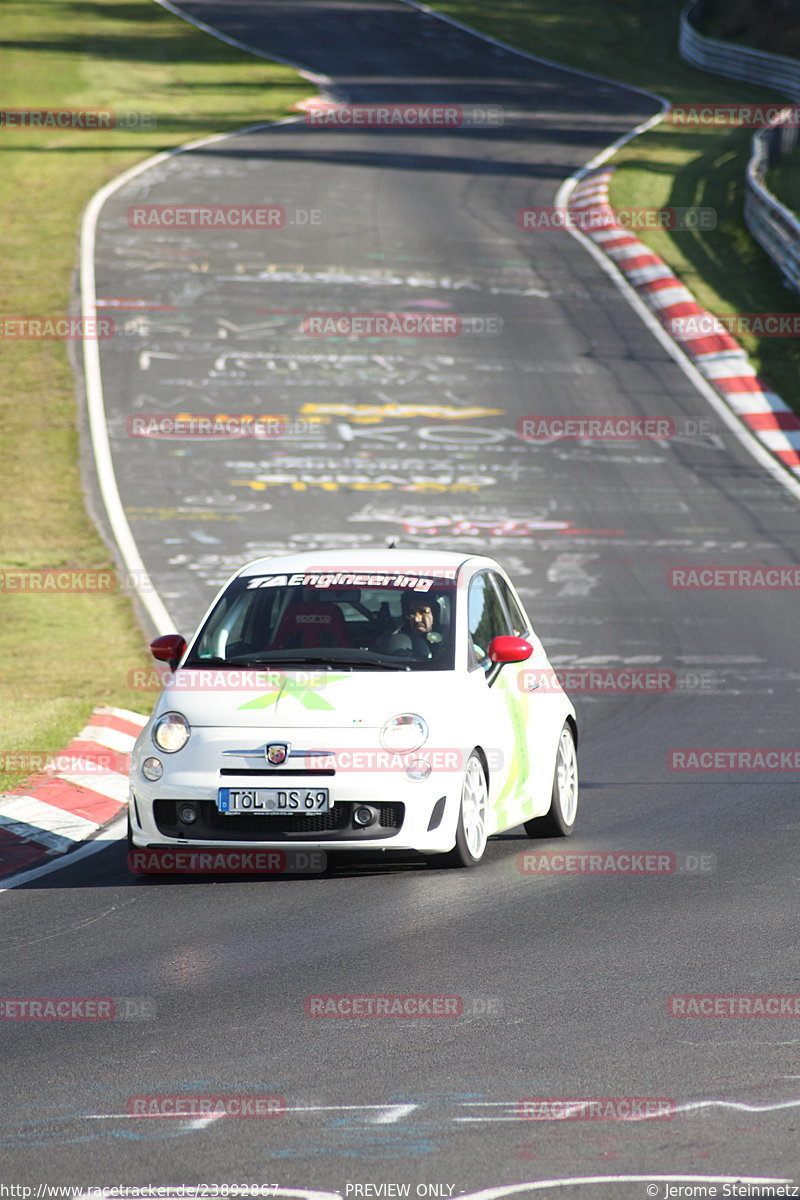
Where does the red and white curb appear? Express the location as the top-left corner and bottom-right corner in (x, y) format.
(568, 168), (800, 477)
(0, 706), (146, 878)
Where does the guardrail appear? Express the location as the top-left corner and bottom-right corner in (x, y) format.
(680, 1), (800, 295)
(679, 1), (800, 98)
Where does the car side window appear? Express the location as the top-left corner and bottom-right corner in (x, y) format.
(494, 575), (530, 637)
(467, 572), (512, 668)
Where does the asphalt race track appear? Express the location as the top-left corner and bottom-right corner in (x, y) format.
(3, 1), (799, 1193)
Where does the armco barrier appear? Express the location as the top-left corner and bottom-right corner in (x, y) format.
(680, 1), (800, 295)
(744, 113), (800, 295)
(679, 2), (800, 99)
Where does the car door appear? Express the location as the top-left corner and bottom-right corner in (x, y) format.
(465, 569), (530, 835)
(492, 571), (566, 824)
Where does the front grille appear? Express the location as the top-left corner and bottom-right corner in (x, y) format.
(153, 799), (404, 840)
(379, 804), (402, 829)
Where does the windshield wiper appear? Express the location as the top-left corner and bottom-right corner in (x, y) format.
(180, 656), (232, 668)
(237, 653), (411, 671)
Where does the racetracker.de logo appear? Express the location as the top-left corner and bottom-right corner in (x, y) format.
(0, 107), (114, 129)
(127, 667), (334, 693)
(126, 414), (285, 439)
(668, 994), (800, 1017)
(1, 750), (125, 775)
(666, 102), (800, 127)
(519, 667), (679, 694)
(128, 849), (326, 874)
(669, 313), (800, 338)
(304, 103), (463, 127)
(0, 569), (117, 593)
(128, 1095), (285, 1117)
(302, 312), (463, 337)
(517, 206), (716, 231)
(0, 317), (114, 339)
(518, 415), (674, 440)
(0, 997), (155, 1020)
(668, 749), (800, 771)
(517, 1097), (676, 1120)
(127, 205), (286, 228)
(517, 851), (716, 875)
(668, 565), (800, 589)
(305, 994), (463, 1017)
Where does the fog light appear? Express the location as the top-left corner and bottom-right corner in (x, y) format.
(405, 758), (431, 781)
(142, 757), (163, 782)
(178, 803), (197, 824)
(353, 805), (376, 827)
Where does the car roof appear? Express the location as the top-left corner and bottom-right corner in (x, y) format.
(235, 548), (501, 578)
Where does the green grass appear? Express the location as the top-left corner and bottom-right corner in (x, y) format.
(430, 0), (800, 404)
(768, 149), (800, 216)
(3, 0), (799, 793)
(0, 0), (309, 792)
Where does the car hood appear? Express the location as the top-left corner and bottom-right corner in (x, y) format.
(154, 667), (456, 729)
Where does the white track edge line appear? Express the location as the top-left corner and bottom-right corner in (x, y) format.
(0, 812), (127, 892)
(79, 8), (342, 638)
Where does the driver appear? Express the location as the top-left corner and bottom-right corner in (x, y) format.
(373, 591), (446, 659)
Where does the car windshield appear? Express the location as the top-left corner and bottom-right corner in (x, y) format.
(187, 570), (458, 671)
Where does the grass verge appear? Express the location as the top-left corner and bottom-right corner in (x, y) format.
(429, 0), (800, 407)
(0, 0), (309, 792)
(768, 151), (800, 217)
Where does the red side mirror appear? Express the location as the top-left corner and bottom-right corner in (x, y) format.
(150, 633), (187, 669)
(488, 635), (533, 664)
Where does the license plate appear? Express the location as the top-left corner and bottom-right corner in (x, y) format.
(217, 787), (331, 814)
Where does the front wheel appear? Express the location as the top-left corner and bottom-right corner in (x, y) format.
(441, 752), (489, 867)
(524, 723), (578, 838)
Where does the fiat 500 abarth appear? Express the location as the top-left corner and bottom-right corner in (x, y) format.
(128, 550), (578, 868)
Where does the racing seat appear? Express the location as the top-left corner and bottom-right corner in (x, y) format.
(271, 601), (351, 649)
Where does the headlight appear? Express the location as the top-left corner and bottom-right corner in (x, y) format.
(380, 713), (428, 753)
(153, 712), (190, 753)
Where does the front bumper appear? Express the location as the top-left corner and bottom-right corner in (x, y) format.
(129, 727), (463, 854)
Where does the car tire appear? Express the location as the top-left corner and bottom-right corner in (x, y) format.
(524, 723), (578, 838)
(441, 751), (489, 868)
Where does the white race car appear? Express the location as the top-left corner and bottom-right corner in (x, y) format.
(128, 549), (578, 869)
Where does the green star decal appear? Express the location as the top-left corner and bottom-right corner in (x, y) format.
(237, 674), (349, 712)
